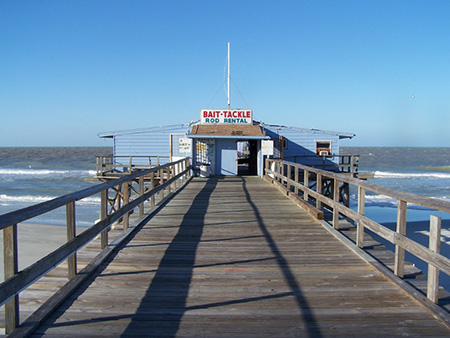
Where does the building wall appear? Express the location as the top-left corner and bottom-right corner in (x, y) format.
(112, 125), (191, 166)
(104, 123), (349, 174)
(263, 125), (341, 167)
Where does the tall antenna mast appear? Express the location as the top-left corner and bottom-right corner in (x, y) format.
(227, 42), (231, 109)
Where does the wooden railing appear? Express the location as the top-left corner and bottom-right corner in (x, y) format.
(284, 154), (359, 176)
(96, 155), (170, 176)
(0, 158), (191, 335)
(265, 158), (450, 304)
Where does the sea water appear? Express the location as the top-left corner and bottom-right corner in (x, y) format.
(1, 147), (450, 289)
(0, 147), (111, 227)
(342, 147), (450, 291)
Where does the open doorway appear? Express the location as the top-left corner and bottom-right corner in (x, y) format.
(237, 140), (258, 175)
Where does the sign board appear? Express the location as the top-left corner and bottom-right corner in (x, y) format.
(261, 140), (274, 155)
(179, 138), (191, 153)
(201, 109), (253, 124)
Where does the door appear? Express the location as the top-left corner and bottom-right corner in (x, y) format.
(216, 139), (237, 175)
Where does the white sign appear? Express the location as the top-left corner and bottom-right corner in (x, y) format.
(201, 109), (253, 124)
(261, 140), (274, 155)
(179, 138), (191, 153)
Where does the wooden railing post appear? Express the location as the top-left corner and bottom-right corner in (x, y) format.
(303, 170), (309, 202)
(66, 201), (77, 279)
(294, 166), (299, 196)
(333, 179), (340, 229)
(139, 176), (144, 217)
(427, 215), (441, 303)
(394, 200), (407, 278)
(123, 182), (130, 230)
(4, 224), (19, 334)
(159, 168), (164, 200)
(356, 187), (365, 248)
(280, 162), (284, 184)
(151, 171), (156, 207)
(100, 189), (108, 249)
(316, 174), (322, 210)
(167, 166), (172, 194)
(287, 164), (291, 191)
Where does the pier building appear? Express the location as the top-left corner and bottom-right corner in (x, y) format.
(98, 109), (356, 177)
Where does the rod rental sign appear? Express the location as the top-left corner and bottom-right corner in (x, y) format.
(201, 109), (253, 124)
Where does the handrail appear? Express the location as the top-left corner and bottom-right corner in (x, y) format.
(283, 154), (360, 175)
(265, 158), (450, 305)
(0, 157), (191, 335)
(96, 155), (170, 176)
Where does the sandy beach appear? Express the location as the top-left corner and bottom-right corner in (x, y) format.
(0, 223), (68, 280)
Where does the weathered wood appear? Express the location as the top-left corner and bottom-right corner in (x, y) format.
(0, 160), (191, 308)
(0, 159), (188, 231)
(303, 169), (309, 201)
(266, 159), (450, 285)
(356, 186), (365, 248)
(123, 182), (130, 230)
(20, 177), (450, 337)
(66, 202), (77, 280)
(428, 215), (441, 303)
(100, 189), (108, 249)
(333, 178), (340, 229)
(4, 224), (19, 334)
(394, 200), (407, 277)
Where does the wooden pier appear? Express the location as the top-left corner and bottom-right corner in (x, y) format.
(3, 158), (450, 337)
(5, 177), (450, 337)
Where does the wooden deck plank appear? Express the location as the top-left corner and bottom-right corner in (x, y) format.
(25, 177), (450, 337)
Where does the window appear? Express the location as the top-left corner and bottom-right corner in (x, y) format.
(316, 140), (332, 156)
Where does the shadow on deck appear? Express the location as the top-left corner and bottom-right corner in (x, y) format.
(26, 177), (450, 337)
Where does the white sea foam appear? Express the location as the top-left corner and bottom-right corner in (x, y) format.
(0, 194), (101, 205)
(0, 168), (96, 177)
(374, 171), (450, 179)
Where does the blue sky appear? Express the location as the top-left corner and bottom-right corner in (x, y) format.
(1, 1), (449, 147)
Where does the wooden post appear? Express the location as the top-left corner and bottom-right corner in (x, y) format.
(139, 176), (144, 216)
(159, 168), (164, 200)
(303, 170), (309, 202)
(294, 166), (299, 196)
(129, 156), (132, 173)
(427, 215), (441, 303)
(66, 201), (77, 279)
(100, 189), (108, 249)
(150, 171), (156, 207)
(333, 179), (340, 229)
(123, 182), (130, 230)
(167, 167), (172, 194)
(356, 187), (365, 248)
(174, 163), (179, 189)
(394, 200), (407, 278)
(280, 162), (284, 184)
(4, 224), (19, 334)
(287, 164), (291, 191)
(316, 174), (322, 210)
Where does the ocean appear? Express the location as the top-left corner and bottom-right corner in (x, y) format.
(0, 147), (112, 227)
(1, 146), (450, 289)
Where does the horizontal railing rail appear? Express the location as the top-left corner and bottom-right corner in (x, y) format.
(265, 158), (450, 305)
(0, 157), (191, 335)
(284, 154), (359, 175)
(96, 155), (170, 176)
